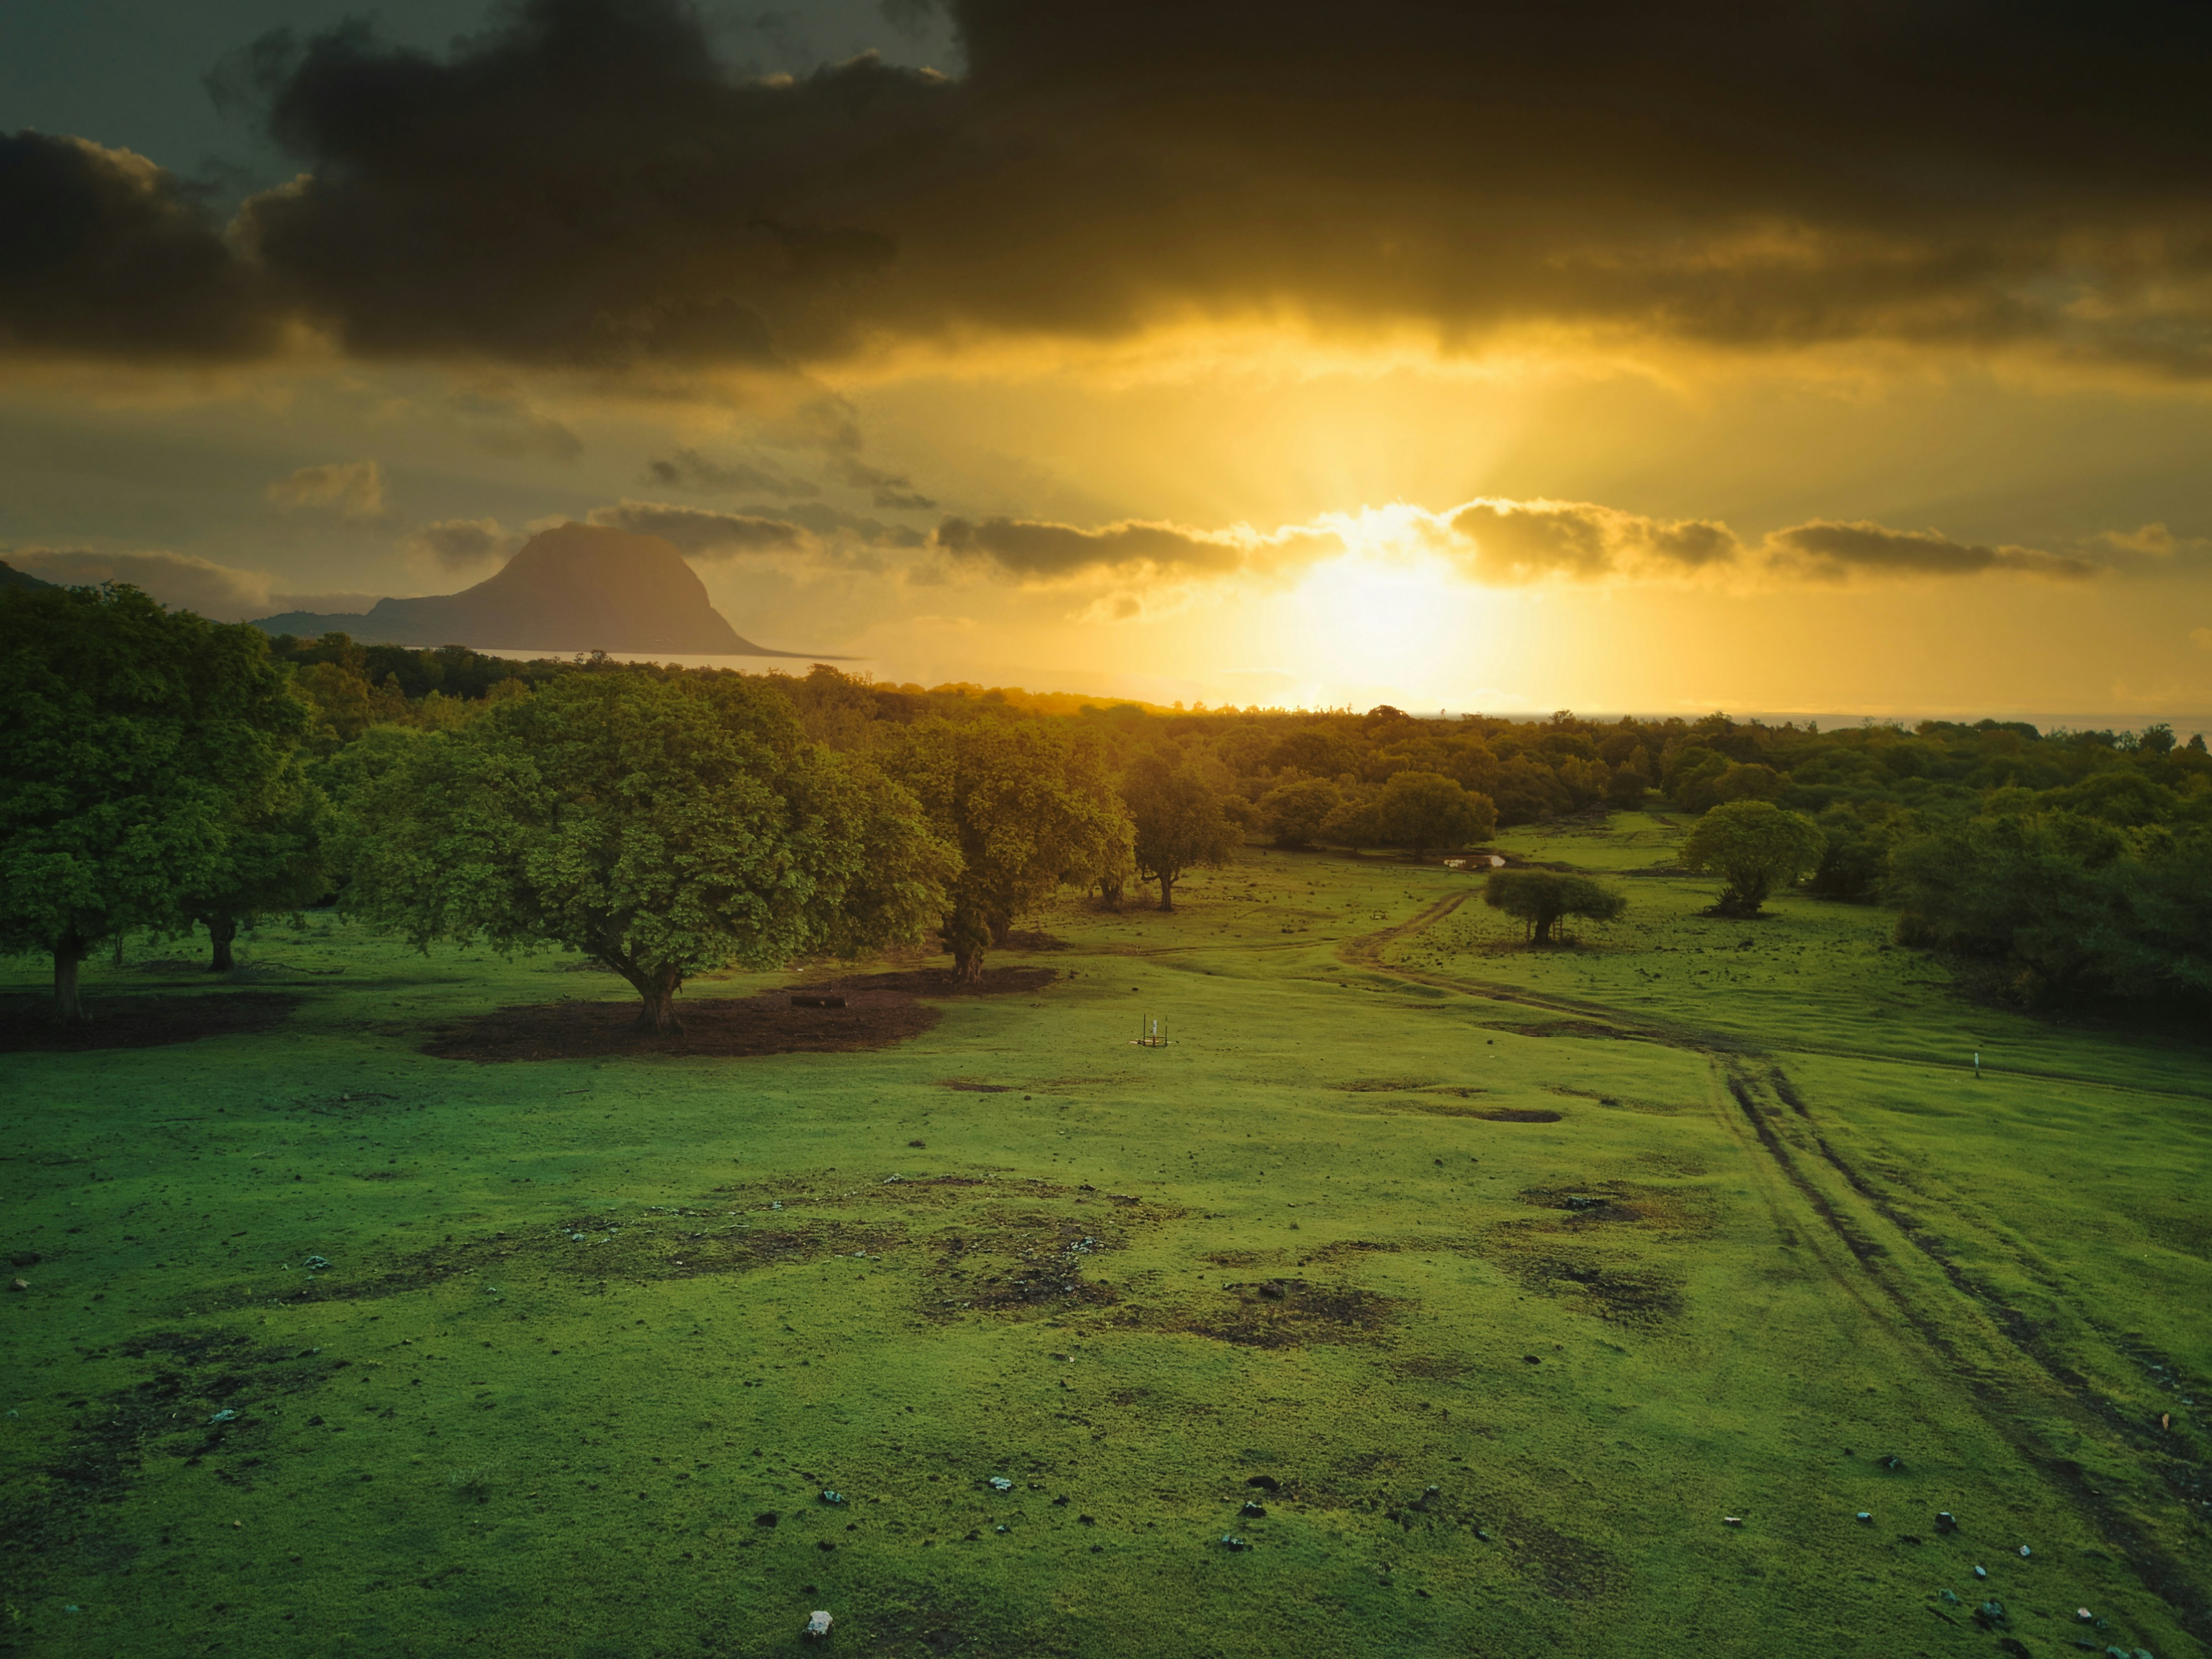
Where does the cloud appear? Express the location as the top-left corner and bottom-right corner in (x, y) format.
(1444, 500), (1744, 584)
(402, 517), (509, 571)
(446, 390), (583, 460)
(0, 133), (275, 362)
(934, 515), (1341, 579)
(266, 459), (386, 518)
(7, 547), (276, 618)
(587, 500), (810, 558)
(21, 0), (2212, 379)
(825, 454), (935, 511)
(1763, 520), (2101, 582)
(644, 448), (819, 497)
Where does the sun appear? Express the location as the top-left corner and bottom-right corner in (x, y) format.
(1269, 507), (1497, 708)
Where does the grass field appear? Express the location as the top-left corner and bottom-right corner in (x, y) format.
(3, 819), (2207, 1659)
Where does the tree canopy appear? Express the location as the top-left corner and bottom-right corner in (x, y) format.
(1123, 751), (1241, 910)
(0, 583), (313, 1020)
(1483, 868), (1626, 944)
(1376, 770), (1496, 858)
(337, 672), (952, 1031)
(1679, 798), (1825, 917)
(888, 717), (1129, 981)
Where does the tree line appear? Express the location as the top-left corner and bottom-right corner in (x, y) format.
(7, 585), (2205, 1022)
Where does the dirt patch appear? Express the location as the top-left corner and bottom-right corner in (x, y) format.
(920, 1209), (1122, 1318)
(941, 1080), (1013, 1093)
(1517, 1182), (1720, 1236)
(1155, 1279), (1400, 1350)
(0, 991), (299, 1052)
(421, 984), (940, 1063)
(1333, 1078), (1439, 1092)
(1505, 1513), (1620, 1601)
(1360, 1097), (1554, 1121)
(1494, 1020), (1635, 1041)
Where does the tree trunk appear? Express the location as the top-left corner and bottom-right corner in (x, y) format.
(1158, 872), (1176, 912)
(614, 962), (685, 1035)
(1532, 913), (1557, 946)
(989, 911), (1013, 949)
(945, 904), (991, 986)
(205, 914), (237, 973)
(1097, 877), (1124, 913)
(53, 933), (90, 1025)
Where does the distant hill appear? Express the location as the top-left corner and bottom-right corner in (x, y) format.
(251, 522), (819, 655)
(0, 559), (55, 591)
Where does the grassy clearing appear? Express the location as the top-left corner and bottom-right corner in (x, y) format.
(2, 833), (2206, 1658)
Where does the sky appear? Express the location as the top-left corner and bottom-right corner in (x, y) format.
(5, 0), (2212, 721)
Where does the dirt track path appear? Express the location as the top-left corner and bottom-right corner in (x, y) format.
(1333, 897), (2212, 1646)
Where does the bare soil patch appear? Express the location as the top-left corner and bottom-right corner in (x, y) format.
(0, 991), (299, 1052)
(421, 985), (936, 1063)
(420, 965), (1056, 1062)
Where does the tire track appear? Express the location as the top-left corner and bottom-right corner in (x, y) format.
(1339, 901), (2212, 1646)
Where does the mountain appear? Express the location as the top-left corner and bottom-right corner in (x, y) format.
(0, 559), (55, 591)
(250, 522), (818, 655)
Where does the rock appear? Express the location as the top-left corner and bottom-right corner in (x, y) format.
(1722, 1516), (1744, 1527)
(1855, 1512), (1873, 1523)
(2019, 1544), (2031, 1557)
(1411, 1487), (1441, 1513)
(208, 1409), (236, 1424)
(1257, 1281), (1288, 1301)
(1245, 1475), (1281, 1492)
(987, 1477), (1013, 1492)
(755, 1512), (780, 1528)
(1219, 1535), (1250, 1551)
(7, 1278), (25, 1292)
(1974, 1566), (1987, 1579)
(820, 1490), (845, 1505)
(1878, 1454), (1904, 1472)
(1937, 1591), (1962, 1606)
(804, 1610), (833, 1640)
(2075, 1607), (2093, 1622)
(1935, 1511), (1959, 1533)
(1973, 1599), (2007, 1630)
(1240, 1502), (1267, 1519)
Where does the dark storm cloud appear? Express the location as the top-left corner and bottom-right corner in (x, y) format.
(0, 133), (274, 362)
(12, 0), (2212, 372)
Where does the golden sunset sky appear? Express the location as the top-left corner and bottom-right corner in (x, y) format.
(6, 0), (2212, 720)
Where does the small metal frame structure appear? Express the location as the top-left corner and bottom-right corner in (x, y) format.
(1133, 1015), (1169, 1047)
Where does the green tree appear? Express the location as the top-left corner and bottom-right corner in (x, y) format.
(1257, 775), (1342, 848)
(337, 671), (952, 1032)
(1123, 751), (1241, 910)
(1680, 798), (1824, 917)
(179, 773), (330, 970)
(1482, 869), (1627, 944)
(1377, 771), (1496, 858)
(0, 583), (313, 1021)
(889, 717), (1129, 981)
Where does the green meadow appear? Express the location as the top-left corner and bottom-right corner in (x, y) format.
(4, 820), (2206, 1659)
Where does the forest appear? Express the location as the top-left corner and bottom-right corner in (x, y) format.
(4, 582), (2208, 1026)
